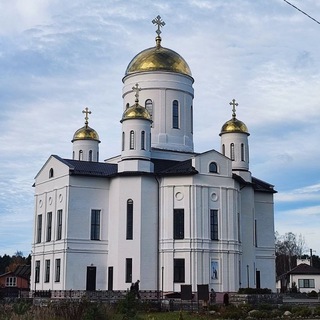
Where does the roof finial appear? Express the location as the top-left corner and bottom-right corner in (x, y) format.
(132, 83), (141, 105)
(82, 107), (92, 127)
(152, 15), (165, 48)
(229, 99), (238, 119)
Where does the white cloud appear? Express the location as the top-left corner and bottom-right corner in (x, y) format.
(0, 0), (56, 35)
(276, 184), (320, 202)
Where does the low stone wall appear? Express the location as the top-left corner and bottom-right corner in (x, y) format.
(229, 293), (283, 306)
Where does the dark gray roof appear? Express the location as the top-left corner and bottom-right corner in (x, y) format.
(54, 156), (197, 177)
(288, 263), (320, 275)
(233, 173), (276, 193)
(252, 177), (277, 193)
(14, 265), (31, 279)
(153, 159), (198, 175)
(54, 156), (118, 177)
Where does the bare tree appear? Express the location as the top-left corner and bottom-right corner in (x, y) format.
(275, 232), (307, 275)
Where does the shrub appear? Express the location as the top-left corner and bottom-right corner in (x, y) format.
(219, 305), (246, 320)
(249, 310), (272, 319)
(292, 306), (312, 317)
(117, 292), (138, 318)
(13, 300), (31, 315)
(258, 303), (273, 311)
(307, 290), (318, 298)
(313, 306), (320, 316)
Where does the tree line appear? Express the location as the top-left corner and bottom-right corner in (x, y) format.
(0, 251), (31, 275)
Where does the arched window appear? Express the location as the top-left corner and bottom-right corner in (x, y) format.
(145, 99), (153, 126)
(97, 151), (99, 162)
(79, 150), (83, 161)
(222, 144), (225, 156)
(209, 162), (218, 173)
(89, 150), (93, 162)
(241, 143), (245, 161)
(49, 168), (54, 178)
(172, 100), (179, 129)
(126, 199), (133, 240)
(230, 143), (235, 161)
(72, 151), (75, 160)
(122, 132), (125, 151)
(141, 131), (145, 150)
(130, 130), (135, 150)
(126, 103), (130, 109)
(191, 105), (193, 134)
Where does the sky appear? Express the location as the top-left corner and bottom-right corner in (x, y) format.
(0, 0), (319, 257)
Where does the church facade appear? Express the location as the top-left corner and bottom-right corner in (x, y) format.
(31, 17), (276, 294)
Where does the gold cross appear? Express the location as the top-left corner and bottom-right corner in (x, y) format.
(132, 83), (141, 104)
(82, 107), (91, 126)
(152, 15), (165, 36)
(229, 99), (238, 118)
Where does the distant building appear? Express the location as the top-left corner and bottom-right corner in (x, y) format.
(0, 265), (30, 297)
(31, 17), (276, 293)
(277, 259), (320, 293)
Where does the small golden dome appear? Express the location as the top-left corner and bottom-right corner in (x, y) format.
(220, 118), (249, 135)
(125, 45), (192, 77)
(72, 126), (100, 142)
(121, 103), (152, 122)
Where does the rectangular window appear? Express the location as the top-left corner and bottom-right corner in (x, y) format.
(254, 219), (257, 247)
(174, 258), (185, 283)
(141, 131), (145, 150)
(130, 130), (135, 149)
(298, 279), (315, 288)
(126, 200), (133, 240)
(56, 209), (63, 240)
(37, 215), (42, 243)
(91, 210), (101, 240)
(5, 277), (17, 287)
(172, 101), (179, 129)
(125, 258), (132, 283)
(210, 209), (218, 240)
(45, 259), (50, 283)
(55, 259), (61, 282)
(174, 209), (184, 239)
(35, 260), (40, 283)
(46, 212), (52, 242)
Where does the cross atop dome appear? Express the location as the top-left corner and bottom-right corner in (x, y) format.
(82, 107), (92, 127)
(229, 99), (238, 119)
(132, 83), (141, 105)
(152, 15), (165, 36)
(152, 15), (165, 48)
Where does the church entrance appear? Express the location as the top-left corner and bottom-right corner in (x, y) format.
(256, 270), (261, 289)
(108, 266), (113, 291)
(86, 266), (96, 291)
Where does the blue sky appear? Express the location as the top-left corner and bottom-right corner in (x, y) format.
(0, 0), (319, 256)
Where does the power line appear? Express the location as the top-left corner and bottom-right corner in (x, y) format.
(283, 0), (320, 25)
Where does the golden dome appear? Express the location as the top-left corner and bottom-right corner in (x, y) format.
(220, 118), (249, 135)
(121, 103), (152, 122)
(125, 43), (192, 77)
(72, 125), (100, 142)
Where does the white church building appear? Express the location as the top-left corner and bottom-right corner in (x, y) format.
(31, 17), (276, 294)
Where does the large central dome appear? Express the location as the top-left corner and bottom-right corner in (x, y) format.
(125, 41), (192, 77)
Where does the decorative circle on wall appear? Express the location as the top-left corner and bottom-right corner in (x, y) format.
(39, 200), (43, 208)
(175, 192), (184, 201)
(49, 197), (53, 205)
(59, 194), (63, 203)
(211, 192), (218, 201)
